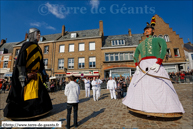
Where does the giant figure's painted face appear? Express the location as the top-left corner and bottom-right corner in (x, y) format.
(36, 31), (41, 41)
(144, 28), (154, 36)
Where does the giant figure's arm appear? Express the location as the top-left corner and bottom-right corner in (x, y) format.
(17, 49), (27, 87)
(134, 46), (140, 66)
(156, 38), (167, 65)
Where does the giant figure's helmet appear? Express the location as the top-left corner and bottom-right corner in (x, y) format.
(144, 22), (154, 31)
(28, 28), (40, 42)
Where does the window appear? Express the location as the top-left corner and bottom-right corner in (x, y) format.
(117, 40), (120, 45)
(124, 53), (129, 60)
(129, 53), (134, 60)
(153, 35), (157, 38)
(3, 61), (8, 68)
(191, 54), (193, 60)
(79, 43), (85, 51)
(104, 52), (134, 61)
(89, 42), (95, 50)
(59, 45), (65, 53)
(71, 33), (77, 38)
(110, 54), (114, 61)
(105, 54), (109, 61)
(68, 58), (74, 69)
(78, 58), (85, 68)
(111, 40), (125, 46)
(43, 59), (48, 66)
(114, 40), (117, 45)
(120, 53), (123, 61)
(111, 41), (114, 46)
(44, 46), (49, 54)
(120, 40), (122, 45)
(158, 35), (163, 38)
(89, 57), (96, 68)
(58, 59), (64, 69)
(166, 49), (172, 58)
(15, 49), (20, 56)
(115, 53), (119, 61)
(174, 48), (180, 57)
(164, 35), (170, 42)
(123, 40), (125, 45)
(69, 44), (74, 52)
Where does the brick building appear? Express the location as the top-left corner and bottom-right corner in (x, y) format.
(184, 42), (193, 70)
(0, 39), (18, 79)
(8, 14), (189, 80)
(55, 27), (103, 78)
(148, 14), (186, 72)
(101, 31), (143, 79)
(100, 14), (188, 78)
(11, 33), (61, 77)
(10, 21), (104, 80)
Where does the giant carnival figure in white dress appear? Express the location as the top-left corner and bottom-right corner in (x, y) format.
(122, 19), (185, 118)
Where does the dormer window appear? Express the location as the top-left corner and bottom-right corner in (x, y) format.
(111, 40), (125, 46)
(71, 33), (77, 38)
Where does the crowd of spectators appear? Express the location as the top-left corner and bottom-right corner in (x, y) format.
(0, 79), (11, 93)
(168, 69), (193, 83)
(2, 69), (192, 94)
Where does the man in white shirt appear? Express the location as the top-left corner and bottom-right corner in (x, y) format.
(107, 77), (117, 99)
(91, 77), (98, 101)
(84, 77), (90, 97)
(65, 76), (80, 129)
(96, 76), (102, 98)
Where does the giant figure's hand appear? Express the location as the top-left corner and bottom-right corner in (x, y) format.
(150, 63), (161, 72)
(136, 66), (140, 75)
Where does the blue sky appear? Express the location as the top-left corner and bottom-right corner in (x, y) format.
(1, 0), (192, 43)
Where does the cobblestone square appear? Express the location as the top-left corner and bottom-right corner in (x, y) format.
(0, 84), (192, 129)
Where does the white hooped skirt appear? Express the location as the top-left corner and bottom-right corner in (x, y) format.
(122, 59), (185, 113)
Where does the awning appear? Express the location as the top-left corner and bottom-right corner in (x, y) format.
(49, 76), (57, 80)
(4, 72), (12, 77)
(66, 70), (99, 77)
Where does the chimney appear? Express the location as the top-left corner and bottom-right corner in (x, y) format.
(1, 39), (6, 45)
(62, 25), (65, 36)
(25, 32), (28, 40)
(128, 29), (132, 37)
(99, 20), (104, 36)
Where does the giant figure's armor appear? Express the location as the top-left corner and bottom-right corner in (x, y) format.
(4, 28), (52, 119)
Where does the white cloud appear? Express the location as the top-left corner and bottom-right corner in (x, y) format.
(90, 0), (100, 9)
(46, 25), (56, 30)
(45, 2), (66, 19)
(30, 22), (56, 30)
(30, 22), (41, 27)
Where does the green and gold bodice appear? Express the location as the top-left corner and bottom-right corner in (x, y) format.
(134, 35), (167, 63)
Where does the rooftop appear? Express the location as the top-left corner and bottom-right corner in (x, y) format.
(102, 34), (143, 47)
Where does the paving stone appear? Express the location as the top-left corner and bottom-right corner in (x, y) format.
(0, 84), (192, 129)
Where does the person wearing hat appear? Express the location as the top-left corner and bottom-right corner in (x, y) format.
(122, 21), (185, 117)
(4, 28), (53, 119)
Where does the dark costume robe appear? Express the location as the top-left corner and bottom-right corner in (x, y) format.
(4, 41), (53, 118)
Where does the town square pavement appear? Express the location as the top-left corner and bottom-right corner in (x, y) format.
(0, 84), (192, 129)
